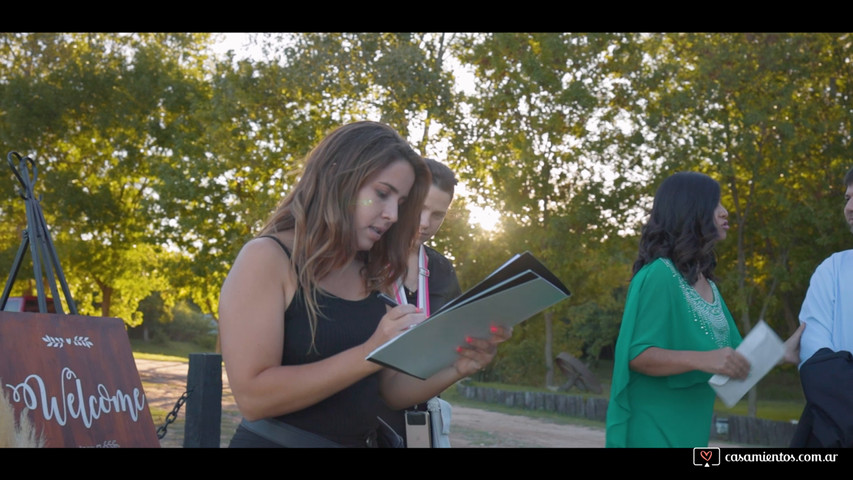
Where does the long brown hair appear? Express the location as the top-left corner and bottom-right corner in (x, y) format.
(260, 121), (430, 346)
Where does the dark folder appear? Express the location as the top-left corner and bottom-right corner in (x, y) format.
(366, 252), (571, 379)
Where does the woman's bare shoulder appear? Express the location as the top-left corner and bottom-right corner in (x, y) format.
(222, 234), (298, 306)
(242, 234), (292, 258)
(229, 235), (295, 282)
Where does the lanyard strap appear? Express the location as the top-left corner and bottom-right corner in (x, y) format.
(393, 245), (430, 316)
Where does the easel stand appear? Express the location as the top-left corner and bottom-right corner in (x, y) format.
(0, 151), (158, 447)
(0, 152), (77, 314)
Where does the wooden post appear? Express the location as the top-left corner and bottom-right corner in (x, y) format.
(183, 353), (222, 448)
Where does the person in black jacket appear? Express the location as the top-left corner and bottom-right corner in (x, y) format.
(378, 158), (463, 447)
(790, 348), (853, 447)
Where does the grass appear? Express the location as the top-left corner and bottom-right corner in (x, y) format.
(456, 359), (806, 425)
(142, 390), (174, 430)
(130, 339), (219, 442)
(710, 366), (805, 422)
(130, 339), (200, 427)
(593, 359), (806, 421)
(440, 382), (610, 429)
(129, 338), (208, 362)
(714, 400), (803, 422)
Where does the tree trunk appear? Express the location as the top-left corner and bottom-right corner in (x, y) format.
(100, 285), (112, 317)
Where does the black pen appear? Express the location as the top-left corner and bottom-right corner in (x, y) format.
(378, 292), (422, 331)
(376, 292), (399, 307)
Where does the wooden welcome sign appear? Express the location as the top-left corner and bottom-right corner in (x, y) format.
(0, 311), (160, 447)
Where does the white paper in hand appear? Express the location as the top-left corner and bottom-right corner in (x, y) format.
(708, 320), (784, 408)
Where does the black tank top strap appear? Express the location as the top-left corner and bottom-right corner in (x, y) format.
(258, 235), (292, 258)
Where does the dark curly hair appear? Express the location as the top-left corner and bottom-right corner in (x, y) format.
(633, 171), (723, 285)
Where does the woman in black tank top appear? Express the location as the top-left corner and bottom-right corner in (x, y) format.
(218, 122), (512, 447)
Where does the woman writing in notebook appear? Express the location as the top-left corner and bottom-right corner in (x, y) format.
(219, 121), (511, 448)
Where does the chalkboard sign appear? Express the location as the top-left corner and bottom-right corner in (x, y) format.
(0, 312), (160, 447)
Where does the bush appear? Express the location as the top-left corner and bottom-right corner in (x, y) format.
(130, 298), (216, 350)
(488, 336), (548, 386)
(162, 302), (216, 345)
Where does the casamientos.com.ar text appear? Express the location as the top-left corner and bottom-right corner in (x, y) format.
(724, 452), (838, 463)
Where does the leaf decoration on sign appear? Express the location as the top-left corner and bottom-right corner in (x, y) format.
(41, 335), (65, 348)
(40, 335), (93, 348)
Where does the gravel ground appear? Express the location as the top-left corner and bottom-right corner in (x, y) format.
(135, 358), (608, 448)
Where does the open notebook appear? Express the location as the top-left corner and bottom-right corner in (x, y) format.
(366, 251), (571, 380)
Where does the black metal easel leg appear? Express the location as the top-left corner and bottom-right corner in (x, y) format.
(0, 232), (30, 311)
(2, 151), (78, 315)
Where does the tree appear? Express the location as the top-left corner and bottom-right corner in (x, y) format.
(154, 33), (467, 349)
(0, 33), (213, 325)
(615, 33), (853, 415)
(453, 33), (643, 385)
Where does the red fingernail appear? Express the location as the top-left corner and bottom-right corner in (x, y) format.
(466, 336), (472, 344)
(456, 346), (462, 353)
(490, 326), (498, 333)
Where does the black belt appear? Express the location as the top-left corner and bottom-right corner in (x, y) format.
(240, 418), (345, 448)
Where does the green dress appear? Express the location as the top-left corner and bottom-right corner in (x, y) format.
(605, 258), (742, 447)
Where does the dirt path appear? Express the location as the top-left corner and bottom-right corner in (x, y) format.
(448, 405), (605, 447)
(135, 358), (606, 448)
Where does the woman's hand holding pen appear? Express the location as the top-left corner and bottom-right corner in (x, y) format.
(377, 292), (424, 332)
(374, 292), (513, 379)
(365, 294), (425, 353)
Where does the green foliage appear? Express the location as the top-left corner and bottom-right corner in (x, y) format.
(0, 33), (849, 403)
(617, 33), (853, 342)
(130, 339), (204, 362)
(129, 297), (216, 351)
(485, 329), (552, 386)
(162, 301), (215, 347)
(0, 33), (210, 325)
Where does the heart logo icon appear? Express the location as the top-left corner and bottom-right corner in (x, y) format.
(700, 450), (712, 461)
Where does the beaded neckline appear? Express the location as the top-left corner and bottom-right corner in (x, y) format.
(661, 258), (730, 348)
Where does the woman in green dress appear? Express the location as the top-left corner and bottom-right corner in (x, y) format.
(605, 171), (802, 447)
